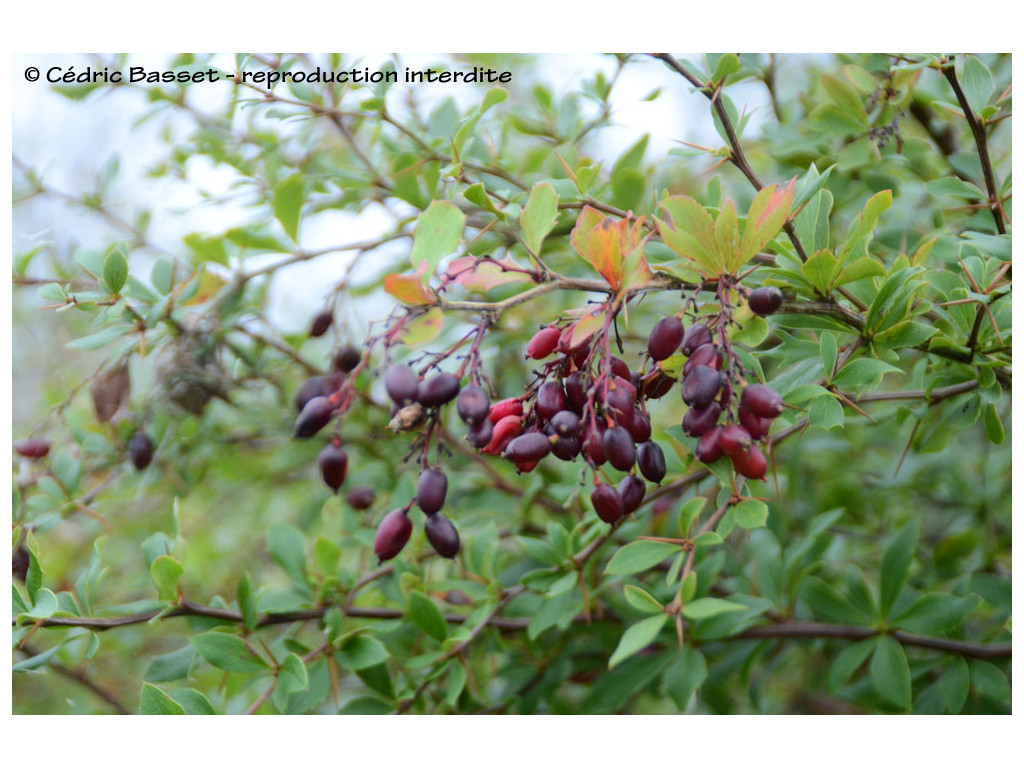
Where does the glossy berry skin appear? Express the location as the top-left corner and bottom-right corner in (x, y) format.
(602, 426), (636, 472)
(641, 370), (675, 400)
(550, 434), (581, 461)
(536, 382), (567, 420)
(385, 364), (420, 405)
(592, 484), (624, 524)
(681, 324), (713, 356)
(483, 415), (523, 455)
(14, 439), (50, 459)
(527, 326), (561, 359)
(129, 431), (155, 470)
(682, 365), (723, 408)
(564, 372), (588, 413)
(374, 509), (413, 563)
(628, 409), (651, 444)
(319, 441), (349, 493)
(748, 285), (784, 316)
(416, 468), (448, 514)
(637, 441), (667, 483)
(424, 514), (461, 558)
(581, 421), (607, 466)
(503, 432), (552, 463)
(467, 418), (494, 449)
(457, 385), (490, 426)
(719, 424), (753, 457)
(294, 396), (335, 438)
(695, 426), (724, 463)
(549, 410), (581, 438)
(610, 356), (632, 380)
(682, 343), (722, 377)
(488, 398), (523, 424)
(309, 310), (333, 337)
(739, 408), (773, 441)
(417, 373), (461, 408)
(346, 485), (375, 510)
(618, 475), (646, 514)
(740, 384), (785, 419)
(683, 401), (722, 438)
(647, 316), (684, 361)
(731, 444), (768, 480)
(604, 378), (636, 425)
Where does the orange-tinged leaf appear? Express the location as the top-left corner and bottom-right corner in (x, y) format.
(571, 207), (651, 291)
(446, 256), (534, 293)
(569, 311), (604, 350)
(384, 264), (434, 305)
(181, 267), (226, 306)
(736, 179), (795, 269)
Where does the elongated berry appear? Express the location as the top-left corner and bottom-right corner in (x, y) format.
(641, 370), (675, 400)
(489, 397), (523, 424)
(467, 418), (494, 449)
(740, 384), (785, 419)
(527, 326), (561, 359)
(417, 372), (460, 408)
(683, 401), (722, 437)
(682, 343), (722, 377)
(14, 439), (50, 459)
(719, 424), (753, 457)
(682, 365), (723, 408)
(503, 432), (552, 463)
(129, 431), (155, 470)
(602, 425), (636, 472)
(550, 434), (581, 461)
(374, 509), (412, 563)
(294, 396), (335, 438)
(309, 310), (333, 337)
(416, 468), (448, 514)
(628, 409), (651, 443)
(319, 441), (349, 493)
(549, 410), (581, 438)
(536, 381), (567, 420)
(731, 444), (767, 480)
(385, 364), (419, 405)
(610, 356), (632, 380)
(681, 323), (712, 356)
(13, 545), (30, 582)
(295, 376), (330, 413)
(582, 421), (607, 466)
(346, 485), (375, 510)
(483, 414), (522, 455)
(739, 407), (773, 441)
(592, 484), (624, 524)
(618, 475), (646, 514)
(695, 426), (724, 463)
(648, 316), (684, 361)
(748, 285), (784, 316)
(565, 372), (588, 413)
(424, 514), (461, 558)
(637, 441), (666, 483)
(457, 385), (490, 426)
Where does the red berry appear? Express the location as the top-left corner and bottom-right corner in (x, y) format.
(503, 432), (552, 463)
(527, 326), (562, 359)
(424, 514), (460, 558)
(374, 509), (413, 563)
(637, 441), (666, 483)
(681, 365), (723, 408)
(610, 356), (632, 380)
(294, 396), (335, 438)
(483, 415), (523, 455)
(602, 426), (636, 472)
(385, 364), (419, 405)
(416, 468), (448, 514)
(536, 382), (567, 420)
(740, 384), (785, 419)
(695, 426), (724, 463)
(591, 484), (624, 524)
(346, 485), (375, 510)
(748, 286), (784, 316)
(14, 439), (50, 459)
(681, 324), (713, 356)
(417, 372), (460, 407)
(731, 444), (768, 480)
(647, 316), (684, 361)
(618, 475), (646, 514)
(457, 385), (490, 426)
(719, 424), (753, 457)
(489, 397), (523, 424)
(309, 310), (333, 337)
(682, 343), (722, 377)
(319, 441), (349, 492)
(739, 407), (773, 441)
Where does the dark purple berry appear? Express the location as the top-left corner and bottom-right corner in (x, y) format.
(550, 434), (581, 461)
(641, 370), (675, 400)
(457, 385), (490, 426)
(610, 357), (632, 380)
(683, 401), (722, 437)
(467, 418), (494, 449)
(565, 372), (588, 414)
(346, 485), (375, 510)
(637, 441), (666, 483)
(549, 410), (581, 438)
(417, 372), (460, 408)
(333, 347), (362, 373)
(294, 396), (335, 438)
(592, 484), (624, 524)
(740, 384), (785, 419)
(683, 343), (722, 377)
(536, 382), (567, 420)
(319, 441), (349, 493)
(618, 475), (646, 514)
(295, 376), (330, 413)
(682, 365), (723, 408)
(648, 316), (684, 361)
(385, 364), (419, 405)
(527, 326), (561, 359)
(14, 439), (50, 459)
(309, 310), (333, 337)
(416, 468), (448, 514)
(681, 323), (713, 356)
(13, 546), (30, 582)
(695, 426), (724, 463)
(719, 424), (753, 457)
(628, 409), (651, 444)
(602, 426), (636, 472)
(503, 432), (552, 463)
(129, 431), (155, 470)
(748, 286), (784, 316)
(424, 514), (461, 558)
(582, 421), (607, 466)
(731, 444), (768, 480)
(374, 509), (412, 562)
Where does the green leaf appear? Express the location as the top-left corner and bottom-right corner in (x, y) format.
(808, 395), (844, 430)
(795, 189), (833, 255)
(820, 332), (838, 379)
(941, 657), (969, 713)
(893, 593), (980, 635)
(822, 74), (868, 128)
(958, 55), (993, 115)
(879, 521), (918, 619)
(835, 256), (885, 287)
(655, 196), (721, 275)
(191, 631), (269, 673)
(733, 499), (768, 529)
(273, 175), (305, 242)
(25, 550), (42, 603)
(800, 577), (873, 624)
(102, 246), (128, 295)
(279, 653), (310, 694)
(870, 635), (911, 710)
(25, 587), (58, 619)
(969, 660), (1011, 703)
(663, 647), (708, 710)
(827, 637), (877, 693)
(267, 522), (308, 590)
(66, 325), (132, 351)
(737, 180), (795, 269)
(407, 591), (449, 643)
(140, 683), (186, 715)
(836, 190), (892, 266)
(183, 233), (229, 266)
(608, 614), (668, 668)
(237, 573), (258, 632)
(605, 540), (681, 576)
(313, 536), (341, 577)
(873, 320), (937, 350)
(792, 164), (835, 213)
(623, 584), (664, 614)
(409, 201), (465, 280)
(169, 689), (217, 715)
(453, 87), (507, 153)
(340, 695), (394, 715)
(926, 177), (985, 200)
(357, 662), (395, 700)
(144, 645), (195, 683)
(520, 182), (559, 254)
(336, 634), (389, 671)
(12, 643), (61, 672)
(710, 53), (740, 83)
(149, 555), (183, 601)
(681, 597), (746, 620)
(831, 358), (901, 390)
(983, 404), (1004, 445)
